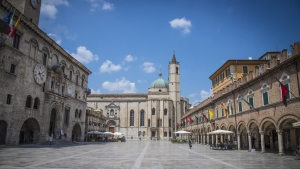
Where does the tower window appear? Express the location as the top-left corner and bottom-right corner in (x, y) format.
(13, 34), (20, 49)
(6, 94), (12, 104)
(176, 67), (178, 74)
(10, 64), (16, 74)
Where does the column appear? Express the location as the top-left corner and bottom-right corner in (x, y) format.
(260, 131), (265, 153)
(277, 130), (285, 156)
(228, 134), (231, 141)
(203, 134), (206, 144)
(212, 134), (215, 146)
(215, 134), (218, 145)
(207, 134), (209, 145)
(248, 132), (252, 151)
(221, 134), (223, 143)
(237, 133), (241, 150)
(200, 134), (203, 144)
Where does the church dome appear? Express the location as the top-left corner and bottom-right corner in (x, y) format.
(150, 73), (168, 88)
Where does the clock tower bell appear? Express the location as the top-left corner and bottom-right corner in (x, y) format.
(7, 0), (42, 26)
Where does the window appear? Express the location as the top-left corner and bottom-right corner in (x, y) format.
(152, 108), (155, 115)
(33, 97), (39, 109)
(51, 79), (54, 90)
(75, 109), (78, 118)
(42, 53), (47, 66)
(130, 110), (134, 126)
(76, 74), (79, 84)
(249, 97), (254, 109)
(243, 66), (248, 74)
(75, 92), (78, 99)
(261, 83), (269, 106)
(6, 94), (12, 104)
(13, 34), (20, 49)
(26, 95), (32, 108)
(81, 78), (84, 87)
(140, 110), (144, 126)
(263, 92), (269, 105)
(238, 101), (243, 112)
(148, 119), (150, 127)
(216, 109), (219, 118)
(64, 108), (70, 125)
(164, 108), (167, 115)
(220, 72), (224, 81)
(169, 119), (171, 127)
(62, 85), (65, 95)
(79, 110), (82, 118)
(221, 109), (224, 117)
(169, 132), (171, 137)
(10, 64), (16, 74)
(157, 119), (161, 127)
(225, 68), (230, 77)
(30, 42), (37, 59)
(164, 132), (167, 137)
(176, 67), (178, 74)
(69, 71), (72, 81)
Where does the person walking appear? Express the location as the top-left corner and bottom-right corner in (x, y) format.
(49, 135), (53, 147)
(189, 139), (192, 149)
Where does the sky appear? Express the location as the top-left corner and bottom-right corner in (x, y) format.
(39, 0), (300, 106)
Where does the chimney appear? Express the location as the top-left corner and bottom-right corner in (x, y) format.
(291, 41), (300, 57)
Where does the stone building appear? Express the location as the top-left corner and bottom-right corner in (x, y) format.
(0, 0), (91, 145)
(87, 54), (190, 140)
(85, 107), (106, 134)
(182, 41), (300, 155)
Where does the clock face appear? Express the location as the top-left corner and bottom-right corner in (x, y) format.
(31, 0), (38, 9)
(34, 64), (47, 84)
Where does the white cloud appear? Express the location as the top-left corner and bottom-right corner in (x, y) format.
(102, 2), (114, 10)
(87, 0), (114, 12)
(125, 55), (137, 62)
(48, 33), (62, 45)
(91, 88), (101, 94)
(200, 89), (212, 101)
(169, 17), (192, 34)
(137, 80), (147, 83)
(100, 60), (122, 73)
(191, 100), (201, 106)
(188, 93), (197, 98)
(141, 62), (156, 73)
(102, 77), (136, 93)
(124, 66), (131, 71)
(70, 46), (99, 64)
(41, 0), (69, 19)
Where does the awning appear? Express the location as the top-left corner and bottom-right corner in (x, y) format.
(292, 121), (300, 128)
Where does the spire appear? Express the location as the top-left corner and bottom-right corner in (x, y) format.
(171, 51), (177, 63)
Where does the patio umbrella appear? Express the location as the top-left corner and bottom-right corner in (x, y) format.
(174, 130), (191, 141)
(87, 130), (103, 135)
(112, 132), (123, 136)
(103, 132), (113, 135)
(207, 130), (234, 135)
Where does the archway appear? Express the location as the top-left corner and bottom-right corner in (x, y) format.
(19, 118), (40, 144)
(49, 108), (56, 137)
(107, 120), (116, 133)
(278, 116), (299, 151)
(249, 120), (260, 149)
(261, 120), (277, 150)
(238, 122), (248, 150)
(72, 123), (81, 142)
(0, 120), (7, 144)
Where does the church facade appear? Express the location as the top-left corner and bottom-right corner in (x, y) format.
(87, 55), (190, 140)
(0, 0), (91, 145)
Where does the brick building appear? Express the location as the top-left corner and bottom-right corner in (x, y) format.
(182, 41), (300, 155)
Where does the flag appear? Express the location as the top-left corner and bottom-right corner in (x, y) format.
(2, 8), (12, 24)
(208, 110), (214, 120)
(189, 117), (194, 123)
(11, 14), (21, 38)
(238, 94), (253, 108)
(220, 103), (229, 118)
(273, 76), (289, 107)
(186, 117), (189, 125)
(202, 113), (208, 122)
(7, 10), (15, 35)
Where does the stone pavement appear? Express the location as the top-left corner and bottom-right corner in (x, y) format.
(0, 140), (299, 169)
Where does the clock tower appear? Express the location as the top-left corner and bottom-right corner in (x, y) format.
(7, 0), (42, 26)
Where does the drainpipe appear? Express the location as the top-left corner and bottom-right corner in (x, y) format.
(295, 60), (300, 97)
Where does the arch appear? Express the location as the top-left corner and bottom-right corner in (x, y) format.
(247, 119), (259, 131)
(247, 89), (254, 95)
(277, 114), (299, 129)
(261, 82), (269, 90)
(279, 72), (290, 81)
(51, 54), (59, 66)
(0, 120), (7, 144)
(19, 118), (40, 144)
(220, 124), (227, 130)
(237, 121), (247, 132)
(72, 123), (82, 142)
(259, 117), (277, 131)
(33, 97), (40, 109)
(26, 95), (32, 108)
(110, 109), (114, 116)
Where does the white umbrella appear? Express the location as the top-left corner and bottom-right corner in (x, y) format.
(112, 132), (123, 136)
(207, 130), (234, 135)
(87, 130), (103, 135)
(103, 132), (113, 135)
(174, 130), (191, 134)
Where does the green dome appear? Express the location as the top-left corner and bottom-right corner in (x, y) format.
(150, 74), (168, 88)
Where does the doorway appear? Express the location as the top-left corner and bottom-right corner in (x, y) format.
(0, 120), (7, 144)
(109, 127), (114, 133)
(49, 108), (56, 136)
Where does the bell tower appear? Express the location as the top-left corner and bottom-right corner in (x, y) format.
(7, 0), (42, 26)
(168, 52), (181, 131)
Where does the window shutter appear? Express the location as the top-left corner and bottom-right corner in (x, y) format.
(263, 92), (269, 105)
(239, 101), (242, 112)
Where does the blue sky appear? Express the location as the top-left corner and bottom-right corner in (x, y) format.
(39, 0), (300, 105)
